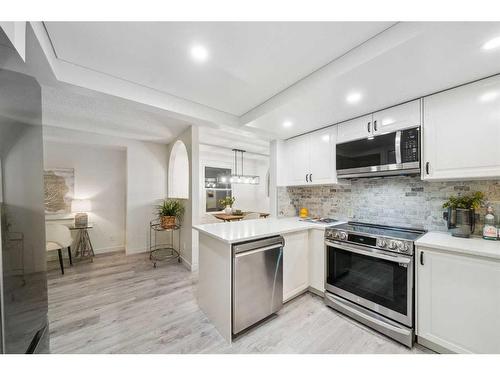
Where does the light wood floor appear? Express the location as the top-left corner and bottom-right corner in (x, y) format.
(47, 251), (431, 354)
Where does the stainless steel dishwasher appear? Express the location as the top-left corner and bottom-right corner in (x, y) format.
(232, 235), (284, 336)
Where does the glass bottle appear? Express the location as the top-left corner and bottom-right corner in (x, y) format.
(483, 206), (498, 240)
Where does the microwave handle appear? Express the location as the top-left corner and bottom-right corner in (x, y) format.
(395, 130), (402, 164)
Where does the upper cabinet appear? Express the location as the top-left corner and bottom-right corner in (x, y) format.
(336, 100), (421, 144)
(336, 114), (373, 143)
(372, 99), (421, 134)
(285, 127), (337, 186)
(423, 75), (500, 180)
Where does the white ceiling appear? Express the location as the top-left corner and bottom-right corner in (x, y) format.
(42, 83), (191, 143)
(244, 22), (500, 138)
(20, 21), (500, 143)
(43, 21), (394, 116)
(199, 126), (270, 156)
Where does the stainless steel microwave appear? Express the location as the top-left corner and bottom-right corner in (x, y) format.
(336, 127), (420, 178)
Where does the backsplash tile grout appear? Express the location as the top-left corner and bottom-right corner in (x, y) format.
(277, 176), (500, 234)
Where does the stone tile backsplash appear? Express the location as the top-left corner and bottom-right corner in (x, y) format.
(277, 176), (500, 233)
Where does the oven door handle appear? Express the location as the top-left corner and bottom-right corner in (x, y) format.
(325, 240), (411, 264)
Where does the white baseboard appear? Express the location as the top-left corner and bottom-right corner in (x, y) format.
(94, 246), (125, 255)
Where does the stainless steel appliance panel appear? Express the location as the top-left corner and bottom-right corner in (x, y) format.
(232, 236), (283, 335)
(336, 127), (420, 178)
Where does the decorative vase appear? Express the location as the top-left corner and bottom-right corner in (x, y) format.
(161, 215), (176, 229)
(224, 206), (232, 214)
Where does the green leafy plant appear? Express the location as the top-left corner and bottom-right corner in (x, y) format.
(218, 196), (236, 208)
(442, 191), (485, 210)
(157, 199), (185, 221)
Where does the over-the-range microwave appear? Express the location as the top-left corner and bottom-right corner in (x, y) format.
(336, 127), (420, 178)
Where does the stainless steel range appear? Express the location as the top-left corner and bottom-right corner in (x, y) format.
(324, 222), (426, 347)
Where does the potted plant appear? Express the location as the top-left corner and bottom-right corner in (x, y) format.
(157, 199), (185, 229)
(442, 191), (484, 237)
(219, 196), (236, 214)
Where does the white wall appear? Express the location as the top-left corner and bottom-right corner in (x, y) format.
(199, 145), (270, 216)
(43, 126), (168, 255)
(44, 141), (127, 254)
(166, 126), (200, 270)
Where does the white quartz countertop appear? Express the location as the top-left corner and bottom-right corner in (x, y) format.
(193, 217), (344, 244)
(415, 231), (500, 260)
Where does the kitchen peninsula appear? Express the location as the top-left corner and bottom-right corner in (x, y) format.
(193, 217), (343, 342)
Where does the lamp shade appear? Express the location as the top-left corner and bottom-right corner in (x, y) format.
(71, 199), (91, 213)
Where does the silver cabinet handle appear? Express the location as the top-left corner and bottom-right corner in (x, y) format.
(374, 120), (377, 132)
(306, 174), (309, 182)
(367, 122), (371, 133)
(235, 244), (282, 258)
(425, 162), (430, 175)
(309, 174), (312, 183)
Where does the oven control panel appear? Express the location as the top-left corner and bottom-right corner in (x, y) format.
(325, 228), (414, 256)
(376, 238), (413, 255)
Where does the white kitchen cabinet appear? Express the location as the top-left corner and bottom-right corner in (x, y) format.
(423, 75), (500, 180)
(336, 114), (373, 143)
(286, 135), (310, 185)
(416, 246), (500, 353)
(308, 229), (325, 294)
(372, 99), (421, 134)
(286, 127), (336, 186)
(283, 231), (309, 301)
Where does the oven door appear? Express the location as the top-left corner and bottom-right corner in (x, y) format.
(325, 240), (413, 327)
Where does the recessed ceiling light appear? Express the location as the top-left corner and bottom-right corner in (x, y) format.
(479, 91), (499, 102)
(190, 45), (209, 62)
(482, 36), (500, 51)
(346, 92), (362, 104)
(283, 120), (293, 128)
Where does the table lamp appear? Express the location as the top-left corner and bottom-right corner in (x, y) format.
(71, 199), (91, 227)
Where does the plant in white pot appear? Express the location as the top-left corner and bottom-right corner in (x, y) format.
(219, 196), (236, 214)
(157, 199), (185, 229)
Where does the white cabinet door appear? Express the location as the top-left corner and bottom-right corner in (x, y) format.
(423, 75), (500, 180)
(286, 135), (310, 186)
(336, 114), (373, 143)
(308, 229), (325, 293)
(373, 99), (421, 134)
(283, 231), (309, 301)
(416, 247), (500, 353)
(309, 127), (337, 185)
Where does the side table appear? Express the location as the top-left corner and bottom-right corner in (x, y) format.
(149, 220), (181, 268)
(69, 224), (95, 262)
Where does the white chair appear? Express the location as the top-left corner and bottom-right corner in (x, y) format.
(46, 224), (73, 275)
(242, 212), (261, 221)
(200, 214), (222, 224)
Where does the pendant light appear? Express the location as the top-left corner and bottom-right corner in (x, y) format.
(218, 149), (260, 185)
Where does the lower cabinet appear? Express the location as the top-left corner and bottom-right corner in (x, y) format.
(416, 246), (500, 353)
(308, 229), (325, 294)
(283, 231), (309, 301)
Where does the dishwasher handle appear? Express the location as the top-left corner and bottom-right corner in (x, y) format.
(234, 244), (283, 258)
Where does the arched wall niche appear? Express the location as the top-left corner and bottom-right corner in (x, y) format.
(168, 140), (189, 199)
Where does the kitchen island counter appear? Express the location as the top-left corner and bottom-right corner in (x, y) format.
(193, 216), (338, 244)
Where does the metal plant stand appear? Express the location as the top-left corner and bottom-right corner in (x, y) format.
(69, 224), (95, 262)
(149, 220), (181, 268)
